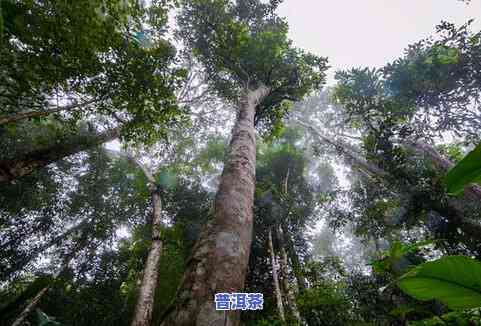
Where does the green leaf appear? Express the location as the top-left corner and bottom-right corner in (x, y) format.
(445, 142), (481, 195)
(36, 309), (61, 326)
(398, 256), (481, 310)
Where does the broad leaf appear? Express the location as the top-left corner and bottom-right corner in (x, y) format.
(446, 142), (481, 195)
(398, 256), (481, 310)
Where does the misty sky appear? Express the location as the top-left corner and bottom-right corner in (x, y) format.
(277, 0), (481, 83)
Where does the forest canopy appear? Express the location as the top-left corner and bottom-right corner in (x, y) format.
(1, 1), (481, 326)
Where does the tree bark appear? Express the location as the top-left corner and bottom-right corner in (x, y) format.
(268, 227), (285, 322)
(278, 226), (302, 324)
(131, 190), (164, 326)
(159, 86), (270, 326)
(0, 127), (120, 184)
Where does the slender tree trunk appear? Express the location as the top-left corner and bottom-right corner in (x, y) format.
(0, 127), (120, 184)
(281, 223), (307, 292)
(10, 286), (49, 326)
(268, 227), (285, 321)
(278, 226), (302, 324)
(160, 86), (270, 326)
(296, 120), (389, 179)
(279, 165), (308, 292)
(300, 120), (481, 239)
(10, 250), (76, 326)
(131, 190), (164, 326)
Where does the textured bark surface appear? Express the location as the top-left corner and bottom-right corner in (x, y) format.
(160, 86), (269, 326)
(131, 190), (163, 326)
(0, 127), (120, 184)
(278, 227), (302, 324)
(269, 228), (285, 321)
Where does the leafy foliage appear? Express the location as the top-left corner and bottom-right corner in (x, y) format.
(177, 0), (328, 133)
(0, 0), (186, 144)
(445, 142), (481, 195)
(398, 256), (481, 310)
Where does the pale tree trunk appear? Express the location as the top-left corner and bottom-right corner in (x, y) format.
(299, 120), (481, 238)
(0, 100), (96, 126)
(278, 226), (302, 324)
(118, 150), (164, 326)
(160, 86), (270, 326)
(131, 189), (164, 326)
(10, 287), (49, 326)
(0, 127), (120, 184)
(10, 251), (76, 326)
(296, 120), (389, 180)
(279, 168), (307, 293)
(268, 227), (285, 322)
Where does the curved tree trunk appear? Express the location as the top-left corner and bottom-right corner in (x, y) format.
(268, 228), (285, 321)
(405, 141), (481, 201)
(131, 190), (164, 326)
(0, 127), (120, 184)
(296, 120), (389, 180)
(160, 86), (269, 326)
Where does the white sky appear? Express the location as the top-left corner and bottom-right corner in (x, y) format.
(277, 0), (481, 83)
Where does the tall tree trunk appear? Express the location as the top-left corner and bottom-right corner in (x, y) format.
(131, 189), (164, 326)
(0, 127), (120, 184)
(269, 227), (285, 321)
(278, 226), (302, 324)
(160, 86), (269, 326)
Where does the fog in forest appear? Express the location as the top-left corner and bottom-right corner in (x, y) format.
(1, 1), (481, 325)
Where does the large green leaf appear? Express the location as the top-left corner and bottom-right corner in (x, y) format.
(398, 256), (481, 310)
(445, 142), (481, 195)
